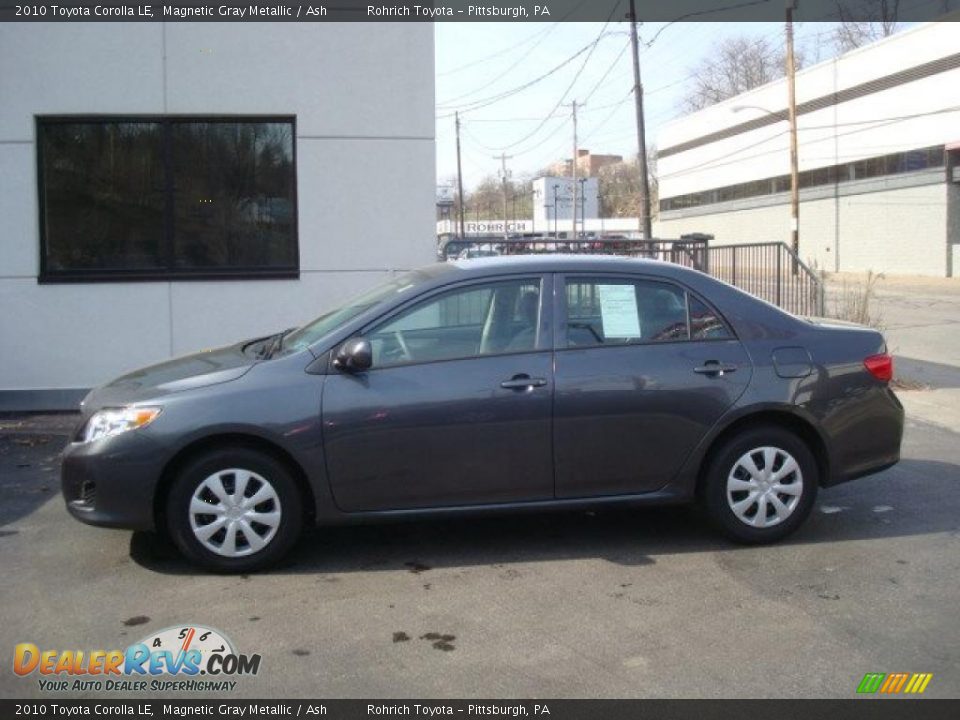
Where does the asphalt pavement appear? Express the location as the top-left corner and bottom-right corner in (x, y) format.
(0, 410), (957, 699)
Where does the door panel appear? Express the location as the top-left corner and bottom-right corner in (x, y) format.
(323, 353), (554, 511)
(322, 274), (554, 512)
(553, 275), (751, 498)
(554, 340), (750, 497)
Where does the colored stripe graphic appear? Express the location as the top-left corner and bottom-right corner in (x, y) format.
(857, 673), (885, 693)
(880, 673), (909, 693)
(904, 673), (933, 694)
(858, 672), (932, 694)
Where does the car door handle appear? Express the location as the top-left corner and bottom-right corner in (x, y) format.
(693, 361), (739, 376)
(500, 375), (547, 390)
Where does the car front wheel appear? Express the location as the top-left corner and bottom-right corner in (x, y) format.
(166, 447), (303, 572)
(702, 426), (818, 544)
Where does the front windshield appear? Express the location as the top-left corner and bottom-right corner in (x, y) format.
(280, 269), (435, 352)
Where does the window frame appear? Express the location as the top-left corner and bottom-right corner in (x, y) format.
(351, 274), (553, 371)
(555, 273), (736, 350)
(36, 114), (299, 284)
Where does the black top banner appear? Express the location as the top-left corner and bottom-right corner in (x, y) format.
(1, 700), (959, 720)
(0, 0), (957, 22)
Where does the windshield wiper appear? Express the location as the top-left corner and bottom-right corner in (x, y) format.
(257, 327), (297, 360)
(260, 327), (297, 360)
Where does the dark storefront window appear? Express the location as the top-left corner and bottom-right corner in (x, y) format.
(37, 116), (297, 282)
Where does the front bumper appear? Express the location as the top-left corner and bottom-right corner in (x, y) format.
(61, 430), (167, 531)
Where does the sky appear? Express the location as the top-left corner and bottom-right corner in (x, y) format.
(434, 21), (847, 191)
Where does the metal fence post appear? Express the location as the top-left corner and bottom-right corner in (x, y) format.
(776, 246), (782, 308)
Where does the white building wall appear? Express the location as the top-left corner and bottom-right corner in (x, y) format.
(657, 183), (949, 277)
(658, 22), (960, 196)
(656, 21), (960, 277)
(532, 176), (600, 228)
(0, 23), (435, 406)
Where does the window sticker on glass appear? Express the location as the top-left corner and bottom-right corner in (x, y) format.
(598, 284), (641, 338)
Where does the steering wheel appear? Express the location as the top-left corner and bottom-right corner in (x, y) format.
(393, 330), (412, 362)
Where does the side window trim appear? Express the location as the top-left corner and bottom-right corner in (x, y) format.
(352, 273), (551, 370)
(554, 272), (735, 350)
(685, 288), (737, 341)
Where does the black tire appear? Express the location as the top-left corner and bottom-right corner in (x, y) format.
(166, 447), (303, 572)
(701, 426), (818, 544)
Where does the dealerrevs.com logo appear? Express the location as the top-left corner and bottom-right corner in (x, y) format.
(14, 624), (261, 693)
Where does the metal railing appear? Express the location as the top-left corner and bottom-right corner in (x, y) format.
(436, 235), (824, 317)
(438, 236), (710, 267)
(704, 242), (824, 317)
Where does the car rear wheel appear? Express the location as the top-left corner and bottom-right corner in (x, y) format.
(166, 447), (303, 572)
(701, 426), (818, 543)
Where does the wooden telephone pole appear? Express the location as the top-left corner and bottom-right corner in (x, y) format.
(628, 0), (652, 240)
(493, 152), (513, 241)
(455, 111), (466, 238)
(786, 1), (800, 269)
(563, 100), (583, 237)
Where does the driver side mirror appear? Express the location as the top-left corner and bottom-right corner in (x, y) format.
(334, 337), (373, 372)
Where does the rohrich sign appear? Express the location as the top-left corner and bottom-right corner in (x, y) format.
(463, 221), (533, 235)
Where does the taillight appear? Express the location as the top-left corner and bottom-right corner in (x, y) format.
(864, 353), (893, 382)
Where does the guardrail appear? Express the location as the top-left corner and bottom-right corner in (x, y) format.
(438, 236), (710, 267)
(437, 235), (824, 317)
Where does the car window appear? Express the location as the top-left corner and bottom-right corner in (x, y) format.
(564, 278), (690, 347)
(282, 268), (442, 351)
(369, 278), (541, 367)
(689, 295), (733, 340)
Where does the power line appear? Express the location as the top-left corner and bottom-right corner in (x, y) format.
(639, 0), (775, 48)
(438, 25), (563, 106)
(435, 37), (609, 118)
(436, 0), (595, 78)
(580, 88), (634, 145)
(473, 5), (625, 154)
(437, 8), (626, 119)
(436, 25), (557, 78)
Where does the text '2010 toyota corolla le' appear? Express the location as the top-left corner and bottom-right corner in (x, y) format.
(62, 256), (904, 571)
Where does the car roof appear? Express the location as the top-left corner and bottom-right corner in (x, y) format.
(450, 254), (674, 274)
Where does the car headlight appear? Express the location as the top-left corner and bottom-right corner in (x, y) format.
(81, 407), (162, 443)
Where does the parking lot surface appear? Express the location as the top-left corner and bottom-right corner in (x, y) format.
(1, 409), (958, 699)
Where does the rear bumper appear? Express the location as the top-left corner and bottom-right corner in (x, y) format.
(61, 432), (166, 531)
(822, 387), (904, 487)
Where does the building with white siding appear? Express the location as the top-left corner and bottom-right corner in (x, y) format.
(0, 23), (436, 410)
(656, 20), (960, 278)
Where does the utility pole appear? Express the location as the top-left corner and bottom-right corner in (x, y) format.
(493, 152), (513, 241)
(629, 0), (653, 240)
(455, 111), (466, 239)
(531, 188), (538, 235)
(563, 100), (583, 238)
(579, 177), (587, 237)
(553, 183), (560, 239)
(785, 0), (800, 271)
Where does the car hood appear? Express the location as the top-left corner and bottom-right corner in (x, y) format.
(80, 342), (256, 413)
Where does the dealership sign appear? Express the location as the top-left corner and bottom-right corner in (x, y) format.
(463, 221), (533, 234)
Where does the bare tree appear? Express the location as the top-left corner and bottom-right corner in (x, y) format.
(679, 36), (804, 113)
(597, 148), (659, 220)
(833, 0), (900, 53)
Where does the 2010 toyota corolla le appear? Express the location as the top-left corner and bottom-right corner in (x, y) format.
(62, 256), (904, 571)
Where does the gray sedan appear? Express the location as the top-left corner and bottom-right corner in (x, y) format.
(61, 256), (904, 571)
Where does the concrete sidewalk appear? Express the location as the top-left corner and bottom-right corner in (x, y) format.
(825, 273), (960, 431)
(826, 273), (960, 364)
